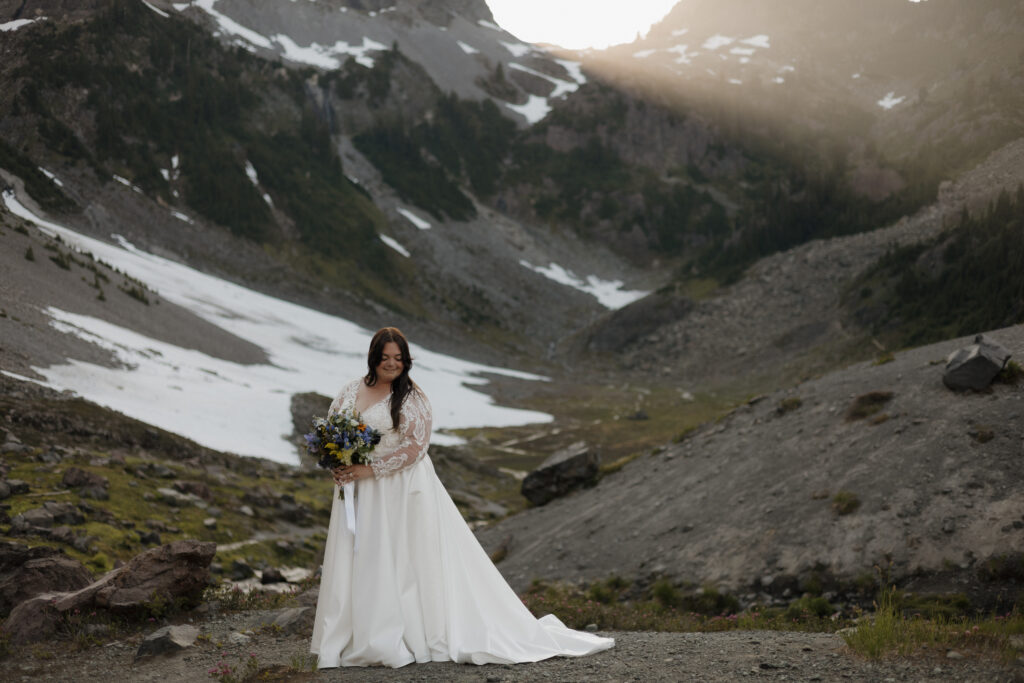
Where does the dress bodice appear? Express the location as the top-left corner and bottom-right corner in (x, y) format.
(328, 378), (432, 478)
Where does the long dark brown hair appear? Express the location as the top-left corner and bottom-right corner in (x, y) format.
(363, 327), (416, 430)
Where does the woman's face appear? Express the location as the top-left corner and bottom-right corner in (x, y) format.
(376, 341), (404, 384)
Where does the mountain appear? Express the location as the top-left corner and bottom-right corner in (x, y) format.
(2, 0), (1022, 431)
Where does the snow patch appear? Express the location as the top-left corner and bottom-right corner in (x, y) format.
(244, 160), (260, 186)
(112, 175), (143, 194)
(499, 40), (532, 57)
(773, 76), (785, 84)
(379, 234), (410, 257)
(702, 34), (735, 50)
(518, 260), (648, 310)
(877, 91), (905, 109)
(671, 28), (689, 37)
(508, 63), (578, 98)
(456, 40), (478, 55)
(478, 19), (503, 32)
(553, 58), (587, 85)
(141, 0), (170, 18)
(1, 190), (553, 463)
(272, 34), (386, 69)
(729, 47), (755, 56)
(505, 94), (550, 125)
(728, 78), (742, 85)
(633, 49), (656, 59)
(740, 34), (770, 48)
(38, 168), (63, 187)
(0, 18), (44, 32)
(171, 210), (194, 224)
(193, 0), (273, 49)
(397, 208), (431, 230)
(668, 44), (696, 64)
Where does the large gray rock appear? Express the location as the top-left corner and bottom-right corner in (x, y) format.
(42, 501), (85, 526)
(135, 624), (200, 659)
(62, 467), (109, 500)
(0, 542), (93, 617)
(10, 507), (55, 533)
(521, 442), (600, 506)
(2, 540), (216, 644)
(943, 334), (1011, 390)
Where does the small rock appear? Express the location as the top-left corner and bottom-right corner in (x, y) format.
(138, 531), (162, 546)
(230, 559), (254, 581)
(203, 518), (217, 530)
(270, 607), (313, 634)
(239, 505), (254, 517)
(585, 623), (598, 632)
(61, 467), (109, 492)
(135, 624), (200, 659)
(227, 631), (250, 645)
(0, 481), (10, 500)
(261, 567), (286, 584)
(946, 650), (964, 659)
(5, 480), (30, 495)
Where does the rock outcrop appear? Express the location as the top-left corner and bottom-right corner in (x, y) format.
(520, 442), (600, 506)
(2, 540), (216, 644)
(0, 542), (93, 617)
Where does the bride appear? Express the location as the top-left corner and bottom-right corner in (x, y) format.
(310, 327), (614, 668)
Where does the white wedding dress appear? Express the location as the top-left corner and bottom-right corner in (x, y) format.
(310, 378), (614, 668)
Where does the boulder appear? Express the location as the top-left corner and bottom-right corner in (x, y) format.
(173, 480), (213, 502)
(10, 507), (55, 533)
(135, 624), (200, 659)
(520, 442), (600, 506)
(1, 540), (216, 644)
(260, 567), (285, 584)
(230, 559), (255, 581)
(0, 542), (93, 617)
(943, 334), (1012, 391)
(42, 501), (85, 526)
(269, 606), (313, 635)
(62, 467), (110, 500)
(5, 479), (30, 495)
(0, 481), (10, 500)
(156, 487), (206, 508)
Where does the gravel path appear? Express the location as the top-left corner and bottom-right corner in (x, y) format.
(10, 612), (1021, 683)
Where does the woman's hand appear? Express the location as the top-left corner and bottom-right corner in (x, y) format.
(332, 464), (373, 486)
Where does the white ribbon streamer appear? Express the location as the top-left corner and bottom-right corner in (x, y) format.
(343, 481), (358, 550)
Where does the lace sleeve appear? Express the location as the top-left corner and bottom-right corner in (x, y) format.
(327, 379), (361, 417)
(370, 388), (432, 479)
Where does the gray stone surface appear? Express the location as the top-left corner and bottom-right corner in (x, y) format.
(135, 624), (200, 659)
(478, 326), (1024, 593)
(520, 441), (599, 506)
(943, 334), (1012, 390)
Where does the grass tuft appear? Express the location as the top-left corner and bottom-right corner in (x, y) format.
(832, 491), (861, 516)
(845, 391), (894, 421)
(843, 587), (1024, 662)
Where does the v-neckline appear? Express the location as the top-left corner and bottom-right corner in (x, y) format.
(354, 385), (389, 416)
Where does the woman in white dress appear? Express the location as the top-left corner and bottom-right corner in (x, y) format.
(310, 327), (614, 668)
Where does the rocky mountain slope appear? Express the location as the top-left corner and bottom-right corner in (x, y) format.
(576, 136), (1024, 387)
(479, 322), (1024, 606)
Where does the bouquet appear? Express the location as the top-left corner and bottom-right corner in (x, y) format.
(304, 410), (382, 498)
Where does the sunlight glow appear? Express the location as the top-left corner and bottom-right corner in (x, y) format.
(485, 0), (679, 50)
